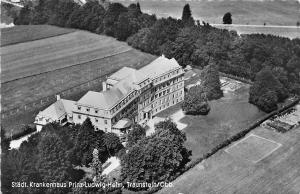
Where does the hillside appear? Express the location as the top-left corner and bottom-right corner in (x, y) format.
(117, 0), (299, 26)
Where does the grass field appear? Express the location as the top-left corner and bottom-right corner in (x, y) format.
(116, 0), (299, 26)
(225, 134), (281, 163)
(1, 25), (156, 134)
(158, 125), (300, 194)
(156, 76), (266, 162)
(0, 25), (75, 46)
(1, 30), (133, 83)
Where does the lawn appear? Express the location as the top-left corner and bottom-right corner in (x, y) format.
(158, 126), (300, 194)
(225, 134), (281, 163)
(0, 25), (75, 46)
(157, 77), (266, 162)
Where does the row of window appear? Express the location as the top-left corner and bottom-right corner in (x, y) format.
(76, 114), (108, 124)
(153, 97), (183, 114)
(77, 106), (99, 114)
(152, 90), (183, 108)
(111, 91), (138, 115)
(153, 69), (182, 84)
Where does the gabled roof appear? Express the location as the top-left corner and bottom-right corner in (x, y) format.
(138, 55), (180, 79)
(108, 67), (137, 81)
(77, 78), (136, 109)
(37, 99), (75, 121)
(77, 55), (180, 110)
(108, 67), (147, 85)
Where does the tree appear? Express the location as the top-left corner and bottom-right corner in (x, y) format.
(2, 149), (42, 194)
(48, 0), (79, 27)
(103, 3), (128, 36)
(103, 132), (124, 156)
(121, 120), (191, 191)
(201, 61), (223, 100)
(14, 4), (32, 25)
(37, 132), (73, 193)
(70, 118), (99, 166)
(182, 86), (210, 115)
(127, 17), (183, 55)
(1, 127), (10, 154)
(249, 67), (289, 112)
(181, 4), (194, 26)
(126, 124), (146, 147)
(223, 12), (232, 24)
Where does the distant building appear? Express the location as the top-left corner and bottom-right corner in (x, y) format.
(35, 55), (185, 136)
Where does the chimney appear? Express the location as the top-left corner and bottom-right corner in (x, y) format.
(56, 95), (61, 101)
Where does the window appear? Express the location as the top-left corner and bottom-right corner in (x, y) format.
(95, 118), (98, 122)
(77, 106), (81, 110)
(78, 115), (81, 119)
(104, 120), (108, 124)
(95, 110), (98, 114)
(86, 108), (90, 112)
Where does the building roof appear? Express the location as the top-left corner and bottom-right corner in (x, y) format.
(78, 79), (135, 109)
(113, 118), (132, 129)
(78, 55), (181, 110)
(138, 55), (180, 79)
(108, 67), (147, 85)
(37, 99), (75, 121)
(108, 67), (137, 81)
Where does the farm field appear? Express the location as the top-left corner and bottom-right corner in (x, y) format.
(0, 25), (75, 46)
(1, 30), (133, 83)
(156, 75), (266, 162)
(158, 126), (300, 194)
(116, 0), (299, 26)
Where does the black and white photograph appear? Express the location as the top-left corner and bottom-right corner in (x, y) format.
(1, 0), (300, 193)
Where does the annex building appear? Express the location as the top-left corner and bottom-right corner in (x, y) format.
(35, 55), (185, 135)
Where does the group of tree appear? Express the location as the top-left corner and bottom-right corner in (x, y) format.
(121, 120), (192, 191)
(182, 85), (211, 115)
(1, 118), (124, 194)
(13, 0), (156, 41)
(249, 67), (289, 112)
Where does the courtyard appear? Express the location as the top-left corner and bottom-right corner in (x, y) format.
(155, 73), (265, 162)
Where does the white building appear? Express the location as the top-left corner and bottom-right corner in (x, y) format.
(34, 95), (75, 131)
(35, 55), (185, 136)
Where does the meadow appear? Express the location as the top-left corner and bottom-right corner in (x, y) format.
(1, 29), (133, 83)
(0, 25), (75, 46)
(158, 126), (300, 194)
